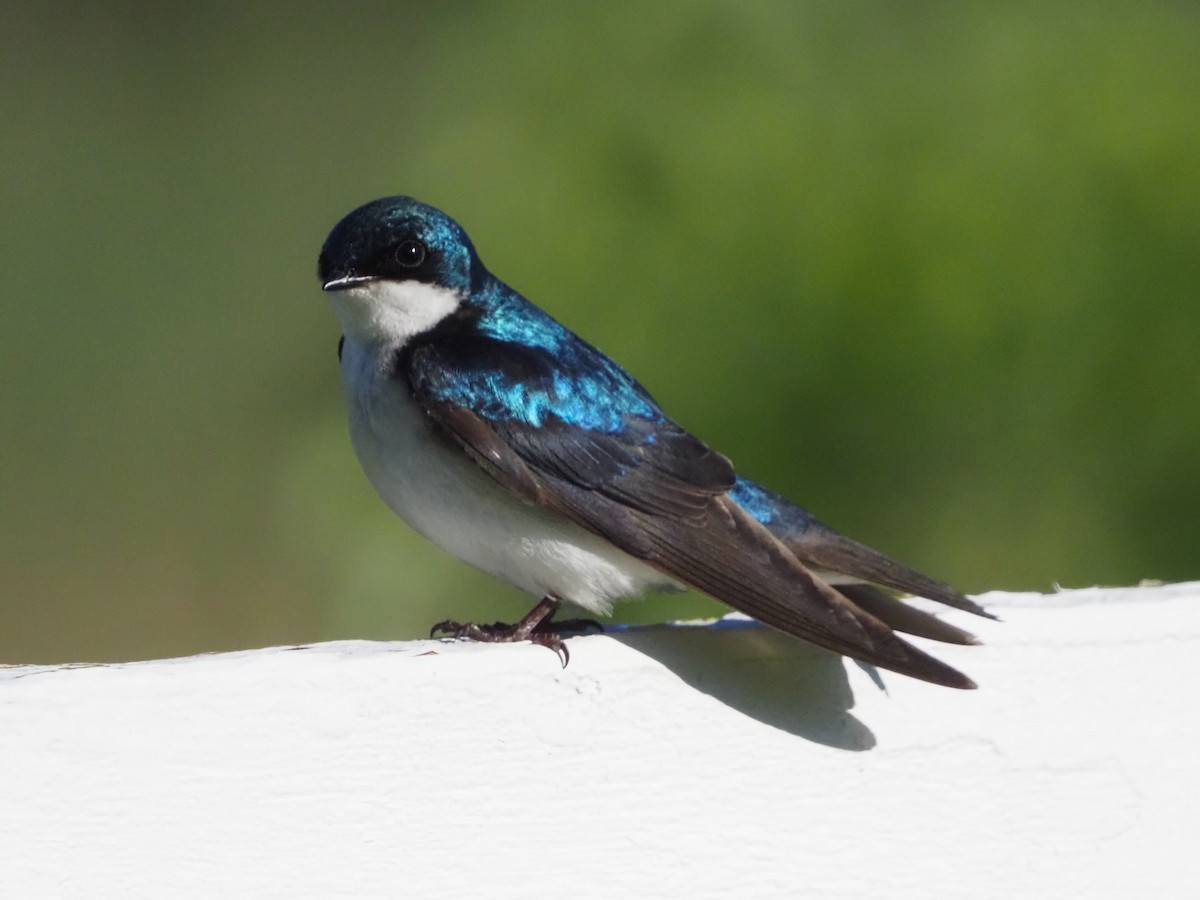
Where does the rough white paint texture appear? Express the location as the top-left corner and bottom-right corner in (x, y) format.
(2, 582), (1198, 900)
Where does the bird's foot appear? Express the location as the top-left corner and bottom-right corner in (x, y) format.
(430, 596), (599, 667)
(537, 617), (605, 637)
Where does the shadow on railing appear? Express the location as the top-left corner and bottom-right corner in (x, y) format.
(606, 617), (878, 751)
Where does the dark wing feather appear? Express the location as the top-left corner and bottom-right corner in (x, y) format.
(728, 477), (994, 642)
(835, 584), (981, 646)
(785, 527), (995, 619)
(403, 327), (977, 689)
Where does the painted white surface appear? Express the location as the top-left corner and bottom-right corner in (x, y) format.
(1, 582), (1197, 900)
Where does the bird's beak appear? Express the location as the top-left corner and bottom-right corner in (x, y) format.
(322, 275), (377, 292)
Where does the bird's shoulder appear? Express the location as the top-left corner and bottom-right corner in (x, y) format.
(397, 281), (662, 431)
(392, 281), (736, 507)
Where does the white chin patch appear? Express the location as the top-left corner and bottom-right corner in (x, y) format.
(329, 279), (461, 345)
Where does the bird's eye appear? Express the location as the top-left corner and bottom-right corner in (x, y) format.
(395, 239), (426, 268)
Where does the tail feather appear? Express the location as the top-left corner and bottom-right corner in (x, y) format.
(786, 527), (996, 620)
(729, 476), (994, 649)
(836, 583), (980, 645)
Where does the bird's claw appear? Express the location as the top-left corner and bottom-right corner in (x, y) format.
(535, 616), (603, 637)
(429, 597), (584, 668)
(430, 618), (571, 667)
(430, 619), (510, 639)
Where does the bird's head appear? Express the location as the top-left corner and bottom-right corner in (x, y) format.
(319, 196), (481, 345)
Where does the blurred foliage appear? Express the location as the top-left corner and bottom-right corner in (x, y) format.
(2, 2), (1197, 663)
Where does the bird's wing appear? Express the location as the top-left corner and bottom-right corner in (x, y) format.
(729, 477), (994, 645)
(400, 325), (976, 688)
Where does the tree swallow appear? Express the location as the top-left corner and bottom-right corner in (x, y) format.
(318, 196), (992, 689)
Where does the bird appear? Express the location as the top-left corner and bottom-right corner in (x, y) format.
(318, 196), (993, 689)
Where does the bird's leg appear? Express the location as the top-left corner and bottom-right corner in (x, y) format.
(532, 614), (605, 637)
(430, 596), (600, 667)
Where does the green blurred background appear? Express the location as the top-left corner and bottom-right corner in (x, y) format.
(3, 2), (1198, 664)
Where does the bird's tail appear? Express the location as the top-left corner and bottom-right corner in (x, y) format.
(729, 476), (993, 647)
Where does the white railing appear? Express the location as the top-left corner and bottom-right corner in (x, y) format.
(2, 581), (1197, 899)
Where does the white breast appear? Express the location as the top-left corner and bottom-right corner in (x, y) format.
(339, 336), (678, 614)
